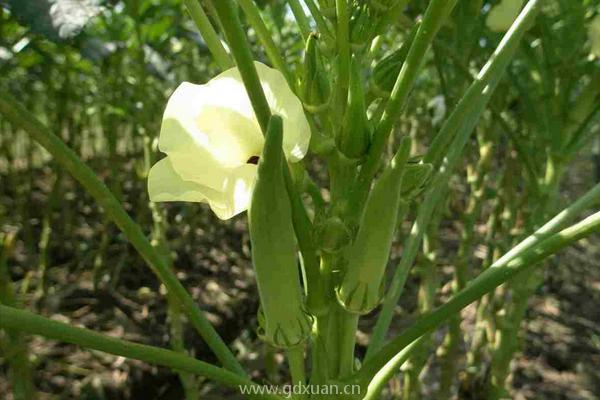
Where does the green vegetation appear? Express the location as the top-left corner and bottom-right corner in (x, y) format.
(1, 1), (599, 399)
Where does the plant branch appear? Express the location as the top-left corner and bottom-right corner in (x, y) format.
(287, 0), (312, 40)
(366, 0), (544, 357)
(354, 200), (599, 387)
(0, 305), (281, 399)
(183, 0), (233, 70)
(211, 0), (272, 132)
(349, 0), (458, 214)
(238, 0), (295, 87)
(0, 93), (245, 376)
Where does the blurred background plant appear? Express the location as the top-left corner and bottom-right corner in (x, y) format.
(0, 0), (599, 399)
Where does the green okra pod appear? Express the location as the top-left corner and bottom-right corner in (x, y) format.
(249, 116), (312, 348)
(302, 32), (331, 113)
(337, 56), (370, 159)
(336, 136), (412, 314)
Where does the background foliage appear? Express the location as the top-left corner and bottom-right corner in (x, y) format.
(0, 0), (599, 399)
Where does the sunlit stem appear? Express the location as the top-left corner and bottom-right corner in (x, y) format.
(238, 0), (295, 87)
(183, 0), (233, 70)
(364, 337), (424, 400)
(288, 0), (312, 40)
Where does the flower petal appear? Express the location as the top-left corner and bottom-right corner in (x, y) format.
(196, 105), (264, 166)
(253, 62), (311, 162)
(148, 157), (258, 220)
(158, 116), (230, 191)
(210, 62), (311, 162)
(214, 164), (257, 220)
(148, 157), (215, 203)
(149, 62), (311, 220)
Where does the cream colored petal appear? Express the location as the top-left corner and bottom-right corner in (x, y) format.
(148, 158), (258, 220)
(253, 62), (311, 162)
(196, 106), (264, 166)
(212, 164), (258, 220)
(148, 157), (216, 203)
(209, 62), (311, 162)
(158, 116), (230, 190)
(159, 81), (264, 174)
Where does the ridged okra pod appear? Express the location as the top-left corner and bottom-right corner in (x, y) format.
(249, 116), (312, 348)
(337, 56), (370, 159)
(336, 136), (412, 313)
(302, 32), (330, 113)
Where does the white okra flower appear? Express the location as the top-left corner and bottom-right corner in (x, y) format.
(148, 62), (310, 219)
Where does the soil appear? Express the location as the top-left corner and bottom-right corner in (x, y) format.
(0, 159), (598, 400)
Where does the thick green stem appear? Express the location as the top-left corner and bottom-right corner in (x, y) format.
(183, 0), (233, 70)
(337, 312), (359, 379)
(286, 345), (307, 396)
(311, 314), (330, 385)
(288, 0), (312, 40)
(0, 305), (281, 399)
(0, 93), (245, 376)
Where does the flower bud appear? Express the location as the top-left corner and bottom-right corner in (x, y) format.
(372, 23), (419, 96)
(336, 137), (412, 314)
(249, 116), (312, 347)
(302, 33), (330, 113)
(315, 216), (351, 254)
(337, 57), (370, 159)
(349, 4), (379, 46)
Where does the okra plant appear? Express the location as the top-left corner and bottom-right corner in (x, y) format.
(0, 0), (599, 399)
